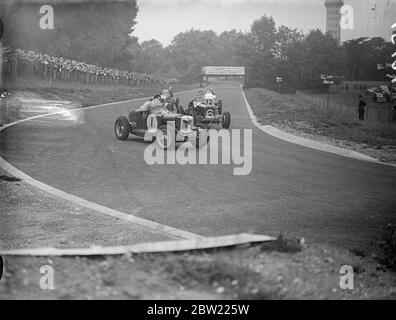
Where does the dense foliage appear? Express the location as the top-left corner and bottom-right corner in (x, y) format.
(0, 1), (393, 87)
(0, 0), (139, 67)
(128, 15), (393, 88)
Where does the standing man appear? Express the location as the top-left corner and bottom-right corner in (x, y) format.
(358, 95), (367, 121)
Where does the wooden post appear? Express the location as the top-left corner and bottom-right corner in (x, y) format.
(326, 91), (330, 110)
(0, 43), (3, 126)
(13, 57), (18, 80)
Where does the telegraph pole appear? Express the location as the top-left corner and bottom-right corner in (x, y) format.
(321, 74), (335, 110)
(0, 17), (5, 126)
(276, 77), (282, 94)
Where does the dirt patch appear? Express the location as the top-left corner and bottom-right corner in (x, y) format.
(244, 88), (396, 164)
(0, 176), (21, 182)
(0, 167), (176, 251)
(1, 241), (396, 300)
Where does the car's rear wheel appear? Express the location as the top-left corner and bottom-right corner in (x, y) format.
(156, 125), (175, 150)
(115, 116), (130, 140)
(222, 112), (231, 129)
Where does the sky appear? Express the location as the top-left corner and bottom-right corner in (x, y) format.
(133, 0), (396, 45)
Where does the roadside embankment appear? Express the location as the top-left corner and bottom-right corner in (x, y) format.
(244, 87), (396, 164)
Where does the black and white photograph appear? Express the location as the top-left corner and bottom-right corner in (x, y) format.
(0, 0), (396, 304)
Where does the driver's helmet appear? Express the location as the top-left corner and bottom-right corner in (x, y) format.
(204, 92), (216, 105)
(161, 89), (169, 97)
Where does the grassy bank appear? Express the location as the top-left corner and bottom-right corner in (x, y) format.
(1, 237), (396, 300)
(3, 78), (201, 108)
(1, 164), (395, 300)
(244, 87), (396, 162)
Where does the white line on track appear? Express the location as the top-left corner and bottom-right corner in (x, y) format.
(0, 88), (205, 240)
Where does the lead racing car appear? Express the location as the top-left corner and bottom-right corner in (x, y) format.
(114, 96), (207, 150)
(186, 89), (231, 129)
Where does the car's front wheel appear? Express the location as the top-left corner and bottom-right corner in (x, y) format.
(115, 116), (130, 140)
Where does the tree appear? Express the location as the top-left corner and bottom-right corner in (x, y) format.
(274, 26), (304, 86)
(218, 30), (246, 66)
(247, 15), (278, 83)
(343, 37), (394, 81)
(139, 39), (165, 74)
(343, 37), (369, 80)
(299, 29), (345, 86)
(1, 0), (139, 67)
(168, 29), (222, 76)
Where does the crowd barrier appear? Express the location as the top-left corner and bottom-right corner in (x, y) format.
(2, 48), (178, 87)
(296, 90), (395, 124)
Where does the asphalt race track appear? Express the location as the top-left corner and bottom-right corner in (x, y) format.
(1, 81), (396, 250)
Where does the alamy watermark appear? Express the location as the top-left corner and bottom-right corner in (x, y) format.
(339, 265), (354, 290)
(39, 5), (54, 30)
(391, 23), (396, 83)
(39, 265), (55, 290)
(143, 123), (253, 176)
(340, 5), (354, 30)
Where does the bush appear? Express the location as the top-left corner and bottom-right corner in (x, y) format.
(260, 234), (304, 253)
(379, 224), (396, 271)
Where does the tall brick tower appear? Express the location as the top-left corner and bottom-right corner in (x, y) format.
(325, 0), (344, 45)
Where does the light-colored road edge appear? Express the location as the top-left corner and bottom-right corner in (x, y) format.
(0, 88), (206, 241)
(0, 233), (276, 256)
(240, 85), (396, 167)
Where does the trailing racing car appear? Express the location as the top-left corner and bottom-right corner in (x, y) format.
(114, 96), (207, 150)
(185, 89), (231, 129)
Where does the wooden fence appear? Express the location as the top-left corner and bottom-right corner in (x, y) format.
(296, 90), (395, 124)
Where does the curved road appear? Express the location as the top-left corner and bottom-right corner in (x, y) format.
(1, 81), (396, 250)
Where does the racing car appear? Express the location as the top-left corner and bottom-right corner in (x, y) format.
(114, 96), (207, 150)
(185, 89), (231, 129)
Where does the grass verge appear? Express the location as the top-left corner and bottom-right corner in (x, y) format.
(244, 87), (396, 162)
(2, 77), (201, 109)
(1, 237), (396, 300)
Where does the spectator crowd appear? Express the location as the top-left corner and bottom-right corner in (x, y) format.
(3, 48), (179, 87)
